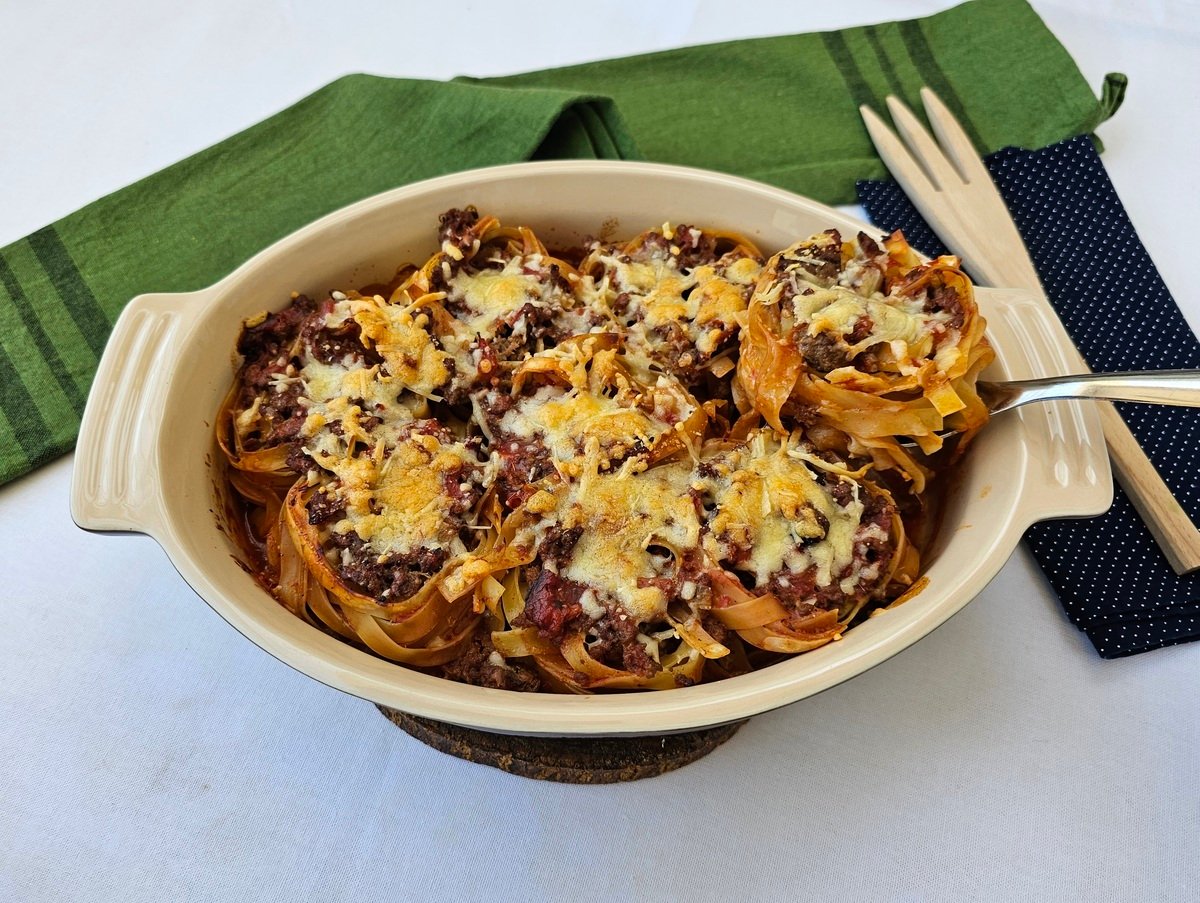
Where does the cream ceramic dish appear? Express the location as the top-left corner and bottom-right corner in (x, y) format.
(70, 161), (1113, 736)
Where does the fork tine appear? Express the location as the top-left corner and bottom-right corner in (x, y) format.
(859, 104), (939, 200)
(917, 86), (1041, 284)
(861, 103), (994, 264)
(883, 95), (964, 190)
(919, 87), (992, 186)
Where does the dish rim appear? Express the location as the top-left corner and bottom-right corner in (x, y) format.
(71, 159), (1113, 736)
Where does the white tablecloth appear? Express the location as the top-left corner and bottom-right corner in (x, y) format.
(3, 2), (1197, 900)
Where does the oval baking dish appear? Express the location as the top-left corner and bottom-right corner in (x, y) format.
(70, 161), (1112, 736)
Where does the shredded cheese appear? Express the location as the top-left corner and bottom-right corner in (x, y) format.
(321, 430), (481, 558)
(694, 431), (870, 590)
(447, 254), (565, 336)
(543, 463), (699, 622)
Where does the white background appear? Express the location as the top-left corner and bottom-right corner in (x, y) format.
(2, 2), (1198, 900)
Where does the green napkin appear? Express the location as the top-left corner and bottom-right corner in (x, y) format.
(0, 0), (1123, 486)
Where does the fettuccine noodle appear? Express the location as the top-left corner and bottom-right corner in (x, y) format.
(217, 210), (987, 693)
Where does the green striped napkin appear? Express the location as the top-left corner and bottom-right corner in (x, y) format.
(0, 0), (1123, 486)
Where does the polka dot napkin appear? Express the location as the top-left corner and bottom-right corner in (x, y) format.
(858, 136), (1200, 658)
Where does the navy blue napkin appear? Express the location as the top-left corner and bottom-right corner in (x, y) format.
(857, 136), (1200, 657)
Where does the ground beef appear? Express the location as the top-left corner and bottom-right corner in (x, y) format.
(766, 569), (825, 617)
(306, 489), (345, 525)
(301, 298), (378, 366)
(517, 570), (587, 640)
(854, 348), (883, 372)
(665, 225), (720, 271)
(539, 526), (583, 565)
(428, 210), (481, 291)
(924, 283), (966, 329)
(234, 296), (322, 454)
(473, 389), (556, 506)
(358, 413), (385, 434)
(825, 475), (855, 508)
(602, 227), (750, 383)
(234, 293), (384, 458)
(798, 330), (851, 372)
(857, 231), (883, 258)
(444, 339), (501, 403)
(494, 435), (556, 510)
(779, 399), (820, 428)
(650, 321), (706, 385)
(440, 633), (541, 692)
(546, 262), (572, 294)
(441, 466), (484, 515)
(234, 373), (308, 457)
(409, 418), (455, 441)
(765, 487), (896, 615)
(787, 229), (842, 283)
(478, 387), (516, 419)
(847, 315), (874, 344)
(775, 279), (799, 309)
(261, 386), (308, 445)
(437, 207), (479, 249)
(238, 358), (284, 397)
(586, 610), (659, 678)
(325, 530), (448, 602)
(237, 294), (318, 366)
(864, 488), (893, 528)
(444, 285), (567, 374)
(617, 225), (720, 280)
(481, 300), (560, 361)
(285, 444), (313, 475)
(544, 307), (609, 345)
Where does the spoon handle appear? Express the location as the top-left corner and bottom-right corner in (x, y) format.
(994, 369), (1200, 414)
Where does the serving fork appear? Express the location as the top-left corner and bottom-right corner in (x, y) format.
(861, 89), (1200, 574)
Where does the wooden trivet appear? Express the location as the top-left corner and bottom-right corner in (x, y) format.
(378, 706), (745, 783)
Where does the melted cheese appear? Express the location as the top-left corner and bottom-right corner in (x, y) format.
(349, 295), (450, 397)
(496, 340), (697, 473)
(290, 294), (448, 460)
(300, 360), (386, 408)
(724, 255), (762, 286)
(788, 271), (957, 368)
(298, 359), (422, 458)
(530, 428), (882, 619)
(448, 254), (563, 336)
(610, 256), (681, 296)
(235, 395), (263, 437)
(603, 256), (694, 329)
(291, 297), (483, 556)
(693, 270), (751, 327)
(545, 463), (700, 622)
(323, 431), (481, 558)
(499, 385), (660, 470)
(696, 432), (869, 590)
(601, 246), (759, 363)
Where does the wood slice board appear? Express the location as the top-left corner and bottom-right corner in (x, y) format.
(378, 706), (745, 783)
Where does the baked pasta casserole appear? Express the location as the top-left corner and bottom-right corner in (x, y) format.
(217, 208), (992, 693)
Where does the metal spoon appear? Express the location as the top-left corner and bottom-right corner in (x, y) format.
(900, 369), (1200, 447)
(979, 369), (1200, 416)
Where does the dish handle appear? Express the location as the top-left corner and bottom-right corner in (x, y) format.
(976, 287), (1114, 527)
(70, 290), (209, 536)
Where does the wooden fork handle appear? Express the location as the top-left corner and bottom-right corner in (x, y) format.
(1097, 403), (1200, 573)
(1006, 279), (1200, 575)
